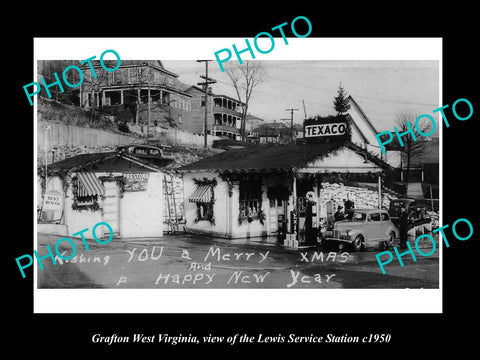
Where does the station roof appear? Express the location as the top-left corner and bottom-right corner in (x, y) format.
(179, 141), (390, 173)
(39, 152), (174, 177)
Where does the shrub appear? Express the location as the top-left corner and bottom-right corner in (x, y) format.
(118, 122), (130, 133)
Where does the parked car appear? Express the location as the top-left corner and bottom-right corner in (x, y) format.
(388, 198), (430, 229)
(117, 144), (164, 157)
(323, 208), (399, 251)
(116, 144), (174, 167)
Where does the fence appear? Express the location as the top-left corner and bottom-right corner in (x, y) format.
(153, 128), (222, 148)
(38, 121), (137, 149)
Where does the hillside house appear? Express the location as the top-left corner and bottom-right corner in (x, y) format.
(77, 60), (193, 128)
(255, 121), (298, 144)
(185, 86), (246, 140)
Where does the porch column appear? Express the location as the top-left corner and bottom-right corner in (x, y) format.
(226, 181), (238, 239)
(225, 186), (232, 238)
(120, 90), (124, 105)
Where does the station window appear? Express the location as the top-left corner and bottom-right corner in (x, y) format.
(189, 184), (215, 223)
(239, 178), (262, 216)
(196, 201), (214, 222)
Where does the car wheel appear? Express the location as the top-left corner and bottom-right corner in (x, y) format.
(386, 231), (395, 248)
(352, 236), (363, 252)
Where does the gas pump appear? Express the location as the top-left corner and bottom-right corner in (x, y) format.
(277, 213), (286, 242)
(326, 200), (338, 227)
(304, 191), (318, 245)
(319, 200), (338, 241)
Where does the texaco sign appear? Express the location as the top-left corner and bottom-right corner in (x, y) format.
(304, 122), (347, 137)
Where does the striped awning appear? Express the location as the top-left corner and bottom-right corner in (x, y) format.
(188, 185), (213, 203)
(76, 172), (105, 197)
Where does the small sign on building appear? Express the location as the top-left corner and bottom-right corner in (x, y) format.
(123, 173), (149, 192)
(42, 191), (63, 211)
(40, 190), (63, 222)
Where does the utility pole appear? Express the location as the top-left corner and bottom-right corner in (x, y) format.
(197, 60), (217, 148)
(147, 62), (151, 144)
(285, 108), (299, 142)
(378, 175), (382, 209)
(44, 123), (50, 186)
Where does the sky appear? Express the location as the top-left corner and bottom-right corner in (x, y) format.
(33, 38), (440, 134)
(163, 60), (440, 133)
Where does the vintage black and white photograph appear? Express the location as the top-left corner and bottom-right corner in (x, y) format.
(10, 4), (480, 353)
(32, 38), (441, 313)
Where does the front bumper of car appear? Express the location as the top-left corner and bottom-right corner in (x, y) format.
(323, 229), (354, 243)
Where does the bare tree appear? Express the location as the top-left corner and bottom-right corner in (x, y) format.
(124, 62), (176, 126)
(123, 62), (152, 125)
(38, 60), (78, 104)
(79, 64), (109, 122)
(395, 113), (431, 184)
(225, 61), (264, 141)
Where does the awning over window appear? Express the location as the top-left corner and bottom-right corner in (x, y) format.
(76, 172), (105, 197)
(188, 185), (213, 203)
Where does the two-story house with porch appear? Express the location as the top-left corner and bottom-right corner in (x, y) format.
(184, 86), (245, 140)
(77, 60), (192, 128)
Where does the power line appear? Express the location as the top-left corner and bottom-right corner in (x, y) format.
(263, 73), (438, 108)
(216, 71), (437, 125)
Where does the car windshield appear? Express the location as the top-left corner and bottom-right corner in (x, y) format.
(351, 212), (367, 221)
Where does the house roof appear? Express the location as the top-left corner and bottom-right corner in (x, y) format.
(185, 86), (245, 105)
(420, 137), (439, 164)
(381, 134), (439, 165)
(254, 122), (291, 137)
(259, 122), (288, 129)
(404, 137), (439, 165)
(255, 126), (294, 137)
(178, 141), (390, 173)
(81, 59), (179, 78)
(39, 151), (174, 176)
(212, 93), (244, 105)
(293, 124), (304, 131)
(245, 114), (264, 122)
(186, 85), (214, 95)
(347, 95), (379, 135)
